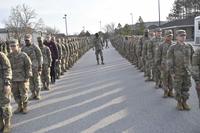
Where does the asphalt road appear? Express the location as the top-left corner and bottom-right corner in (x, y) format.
(11, 43), (200, 133)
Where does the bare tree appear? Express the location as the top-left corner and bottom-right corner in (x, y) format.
(104, 23), (115, 33)
(5, 4), (37, 41)
(44, 26), (60, 35)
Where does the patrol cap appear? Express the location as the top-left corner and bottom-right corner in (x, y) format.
(155, 28), (162, 32)
(9, 39), (18, 47)
(37, 36), (43, 40)
(144, 29), (149, 33)
(24, 34), (32, 40)
(165, 30), (173, 36)
(176, 30), (186, 36)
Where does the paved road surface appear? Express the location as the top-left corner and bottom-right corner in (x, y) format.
(12, 43), (200, 133)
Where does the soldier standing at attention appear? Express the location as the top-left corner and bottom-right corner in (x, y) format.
(93, 33), (104, 65)
(156, 30), (174, 98)
(191, 40), (200, 108)
(151, 28), (164, 89)
(44, 35), (59, 84)
(8, 39), (32, 114)
(167, 30), (194, 111)
(37, 37), (52, 91)
(22, 34), (43, 100)
(0, 51), (12, 133)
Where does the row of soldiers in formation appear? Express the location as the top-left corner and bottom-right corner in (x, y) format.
(111, 28), (200, 111)
(0, 34), (93, 133)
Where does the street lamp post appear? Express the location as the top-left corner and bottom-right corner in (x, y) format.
(99, 21), (101, 31)
(83, 26), (85, 32)
(130, 13), (134, 35)
(158, 0), (161, 27)
(63, 14), (68, 36)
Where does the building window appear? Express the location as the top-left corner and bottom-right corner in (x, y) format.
(198, 22), (200, 30)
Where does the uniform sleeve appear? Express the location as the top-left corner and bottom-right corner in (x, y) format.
(34, 45), (43, 70)
(47, 47), (52, 67)
(0, 52), (12, 84)
(23, 53), (32, 79)
(167, 45), (175, 75)
(156, 44), (162, 66)
(142, 41), (147, 59)
(192, 48), (200, 84)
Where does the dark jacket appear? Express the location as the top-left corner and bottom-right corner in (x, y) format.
(44, 41), (59, 60)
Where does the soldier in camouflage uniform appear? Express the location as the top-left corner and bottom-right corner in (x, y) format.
(60, 38), (67, 74)
(0, 51), (12, 133)
(37, 37), (52, 91)
(191, 42), (200, 108)
(8, 39), (32, 115)
(63, 38), (70, 70)
(0, 39), (8, 55)
(167, 30), (194, 110)
(156, 30), (174, 98)
(93, 33), (104, 65)
(138, 30), (149, 72)
(148, 28), (164, 88)
(142, 30), (151, 77)
(54, 37), (62, 79)
(22, 34), (43, 100)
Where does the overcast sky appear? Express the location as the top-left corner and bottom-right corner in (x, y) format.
(0, 0), (175, 35)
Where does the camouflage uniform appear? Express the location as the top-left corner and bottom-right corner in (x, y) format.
(156, 30), (174, 97)
(167, 30), (194, 110)
(8, 39), (32, 114)
(55, 38), (62, 79)
(0, 52), (12, 132)
(61, 41), (67, 73)
(38, 37), (52, 91)
(22, 34), (43, 100)
(191, 47), (200, 108)
(93, 33), (104, 65)
(147, 29), (164, 86)
(0, 40), (8, 55)
(64, 39), (70, 70)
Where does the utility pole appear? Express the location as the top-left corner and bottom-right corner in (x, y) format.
(63, 14), (68, 35)
(158, 0), (161, 27)
(130, 13), (134, 34)
(99, 21), (101, 31)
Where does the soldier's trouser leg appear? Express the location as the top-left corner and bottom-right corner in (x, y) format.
(42, 65), (51, 90)
(182, 75), (191, 101)
(12, 82), (29, 113)
(154, 66), (161, 85)
(95, 50), (100, 64)
(56, 61), (61, 79)
(61, 58), (66, 73)
(173, 74), (191, 102)
(30, 68), (41, 99)
(99, 50), (104, 64)
(0, 89), (12, 132)
(65, 57), (68, 70)
(50, 60), (56, 84)
(0, 115), (3, 130)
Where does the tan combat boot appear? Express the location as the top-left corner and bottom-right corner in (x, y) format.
(3, 118), (11, 133)
(29, 92), (36, 100)
(182, 100), (191, 111)
(22, 102), (28, 114)
(14, 103), (22, 114)
(0, 116), (4, 131)
(163, 90), (168, 98)
(168, 90), (174, 97)
(35, 91), (41, 100)
(176, 100), (184, 111)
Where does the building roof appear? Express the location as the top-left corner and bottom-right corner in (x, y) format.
(160, 16), (195, 29)
(0, 28), (8, 33)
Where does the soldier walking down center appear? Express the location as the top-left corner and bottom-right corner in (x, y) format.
(93, 33), (104, 65)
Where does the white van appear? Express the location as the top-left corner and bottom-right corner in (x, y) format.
(194, 16), (200, 44)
